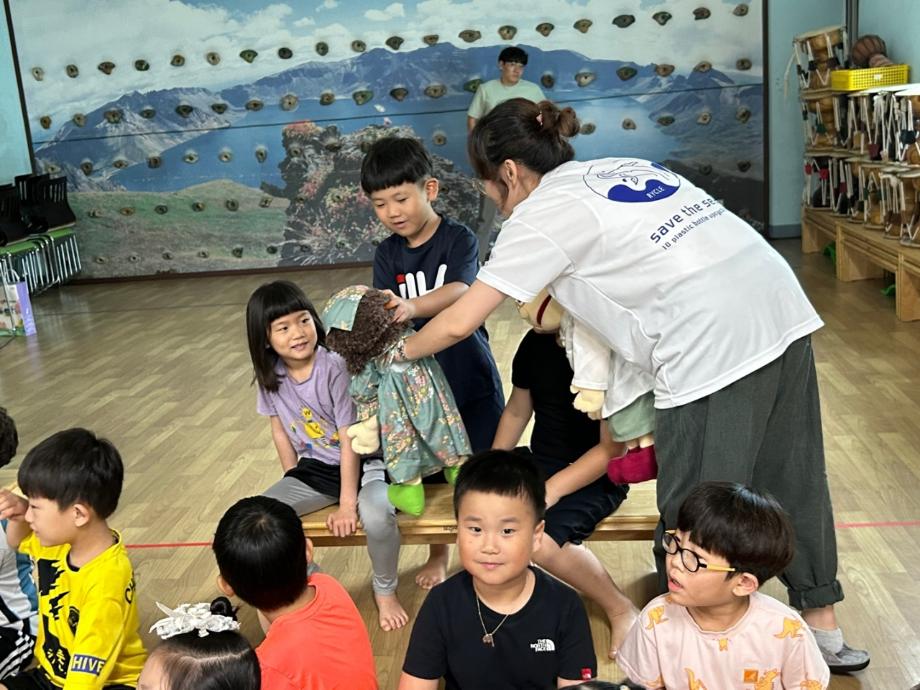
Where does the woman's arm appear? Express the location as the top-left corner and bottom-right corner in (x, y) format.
(545, 422), (624, 508)
(403, 280), (506, 359)
(491, 386), (534, 450)
(269, 415), (298, 472)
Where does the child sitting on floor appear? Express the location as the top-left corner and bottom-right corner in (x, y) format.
(618, 482), (830, 689)
(213, 496), (377, 690)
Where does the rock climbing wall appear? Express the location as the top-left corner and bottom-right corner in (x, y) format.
(11, 0), (764, 278)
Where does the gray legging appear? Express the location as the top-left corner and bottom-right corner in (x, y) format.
(263, 459), (399, 595)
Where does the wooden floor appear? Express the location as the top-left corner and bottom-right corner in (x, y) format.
(1, 240), (918, 689)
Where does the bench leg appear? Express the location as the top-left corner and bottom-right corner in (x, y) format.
(801, 215), (824, 254)
(896, 257), (920, 321)
(837, 238), (884, 282)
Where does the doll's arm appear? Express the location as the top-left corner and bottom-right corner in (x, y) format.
(346, 417), (380, 454)
(346, 362), (382, 453)
(561, 313), (610, 419)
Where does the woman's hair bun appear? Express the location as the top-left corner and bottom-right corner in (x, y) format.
(537, 101), (580, 138)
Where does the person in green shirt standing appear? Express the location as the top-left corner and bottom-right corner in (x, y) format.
(467, 46), (546, 133)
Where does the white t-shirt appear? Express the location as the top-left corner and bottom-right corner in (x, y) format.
(467, 79), (546, 119)
(477, 158), (823, 408)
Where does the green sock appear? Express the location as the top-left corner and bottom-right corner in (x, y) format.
(387, 483), (425, 516)
(443, 465), (461, 485)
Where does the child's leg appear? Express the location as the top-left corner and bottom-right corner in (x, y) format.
(357, 461), (408, 632)
(263, 476), (337, 515)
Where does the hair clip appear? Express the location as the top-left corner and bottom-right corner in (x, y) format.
(149, 602), (239, 639)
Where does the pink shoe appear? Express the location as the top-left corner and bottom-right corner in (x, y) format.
(607, 445), (658, 484)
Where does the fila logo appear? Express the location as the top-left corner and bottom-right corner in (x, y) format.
(396, 265), (447, 299)
(530, 638), (556, 652)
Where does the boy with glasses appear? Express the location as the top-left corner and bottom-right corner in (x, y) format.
(618, 482), (830, 689)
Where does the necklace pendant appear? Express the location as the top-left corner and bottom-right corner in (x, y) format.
(482, 633), (494, 647)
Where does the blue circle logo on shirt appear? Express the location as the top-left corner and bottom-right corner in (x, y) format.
(584, 161), (681, 203)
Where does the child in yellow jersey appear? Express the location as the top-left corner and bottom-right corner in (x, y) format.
(0, 429), (146, 690)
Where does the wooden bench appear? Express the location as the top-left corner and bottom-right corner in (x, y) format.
(302, 483), (659, 547)
(801, 208), (920, 321)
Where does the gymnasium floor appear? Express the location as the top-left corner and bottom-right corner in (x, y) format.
(1, 239), (918, 689)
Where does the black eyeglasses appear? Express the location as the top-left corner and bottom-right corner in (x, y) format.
(662, 530), (737, 574)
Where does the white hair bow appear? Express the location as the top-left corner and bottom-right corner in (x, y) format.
(149, 602), (240, 639)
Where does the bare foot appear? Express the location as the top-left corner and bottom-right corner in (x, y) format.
(415, 544), (449, 590)
(374, 592), (409, 632)
(607, 604), (639, 660)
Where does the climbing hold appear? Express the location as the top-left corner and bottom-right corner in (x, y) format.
(299, 243), (312, 253)
(536, 22), (554, 37)
(266, 245), (278, 254)
(88, 209), (103, 218)
(170, 54), (185, 67)
(128, 254), (139, 263)
(321, 131), (342, 151)
(319, 91), (335, 106)
(697, 112), (712, 125)
(385, 36), (403, 50)
(206, 51), (221, 65)
(231, 246), (244, 258)
(580, 122), (596, 135)
(278, 47), (293, 59)
(463, 78), (482, 93)
(350, 40), (366, 53)
(245, 99), (263, 111)
(210, 102), (228, 114)
(225, 199), (239, 212)
(733, 3), (749, 16)
(72, 113), (86, 127)
(432, 131), (447, 146)
(424, 84), (446, 98)
(104, 109), (123, 124)
(295, 193), (307, 203)
(175, 104), (194, 118)
(31, 67), (44, 81)
(183, 150), (199, 164)
(162, 251), (173, 260)
(540, 73), (555, 89)
(613, 14), (635, 28)
(575, 71), (596, 87)
(736, 107), (751, 123)
(289, 145), (304, 157)
(192, 202), (205, 212)
(389, 87), (408, 101)
(693, 7), (711, 20)
(119, 207), (135, 216)
(218, 148), (233, 163)
(280, 94), (298, 111)
(655, 64), (675, 77)
(65, 64), (79, 78)
(657, 115), (675, 126)
(239, 49), (258, 63)
(140, 107), (156, 119)
(622, 118), (637, 130)
(736, 58), (752, 70)
(80, 160), (93, 175)
(39, 115), (52, 129)
(359, 139), (373, 153)
(573, 18), (592, 33)
(44, 162), (61, 174)
(498, 25), (517, 40)
(97, 61), (116, 75)
(352, 89), (373, 105)
(315, 42), (329, 56)
(134, 59), (150, 71)
(422, 34), (439, 46)
(652, 11), (672, 25)
(617, 66), (637, 81)
(459, 29), (481, 43)
(148, 155), (162, 168)
(112, 158), (129, 169)
(737, 160), (751, 172)
(154, 204), (168, 214)
(93, 256), (107, 263)
(694, 61), (712, 72)
(254, 146), (268, 163)
(197, 249), (209, 258)
(699, 163), (712, 175)
(259, 196), (273, 208)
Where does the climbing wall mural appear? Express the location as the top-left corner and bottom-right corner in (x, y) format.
(10, 0), (764, 278)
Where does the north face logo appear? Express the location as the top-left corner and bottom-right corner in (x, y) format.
(530, 639), (556, 652)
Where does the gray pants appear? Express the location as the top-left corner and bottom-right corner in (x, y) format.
(654, 335), (843, 610)
(264, 459), (399, 595)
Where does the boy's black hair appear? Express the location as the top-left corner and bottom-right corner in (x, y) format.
(360, 137), (434, 194)
(0, 407), (17, 468)
(18, 428), (123, 518)
(453, 450), (545, 522)
(676, 481), (794, 586)
(246, 280), (325, 393)
(213, 496), (308, 612)
(566, 682), (639, 690)
(498, 46), (528, 65)
(155, 598), (260, 690)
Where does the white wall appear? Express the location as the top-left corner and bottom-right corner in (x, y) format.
(858, 1), (920, 71)
(0, 6), (32, 185)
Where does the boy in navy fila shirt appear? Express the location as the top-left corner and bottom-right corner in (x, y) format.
(361, 137), (505, 589)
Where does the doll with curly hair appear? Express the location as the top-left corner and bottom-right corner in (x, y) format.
(323, 286), (471, 516)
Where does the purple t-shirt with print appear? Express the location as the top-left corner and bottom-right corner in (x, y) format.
(256, 346), (357, 466)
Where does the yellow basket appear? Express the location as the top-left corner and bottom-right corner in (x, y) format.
(830, 64), (909, 91)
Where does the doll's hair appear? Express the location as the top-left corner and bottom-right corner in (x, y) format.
(150, 597), (260, 690)
(325, 289), (408, 374)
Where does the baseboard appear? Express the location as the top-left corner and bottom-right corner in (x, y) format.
(767, 223), (801, 239)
